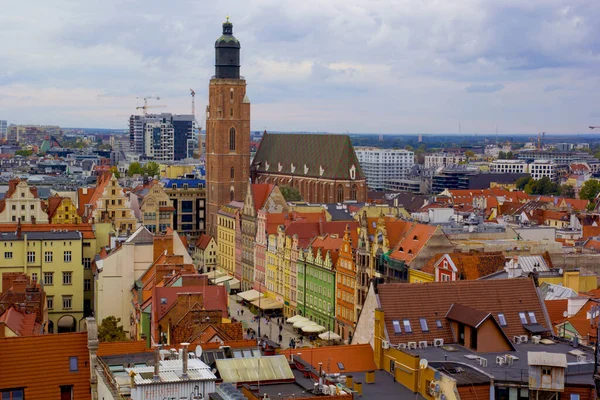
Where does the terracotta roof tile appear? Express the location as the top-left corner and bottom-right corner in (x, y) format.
(377, 279), (548, 345)
(389, 223), (437, 263)
(446, 303), (491, 328)
(0, 332), (91, 399)
(421, 252), (506, 280)
(0, 223), (96, 239)
(97, 340), (149, 356)
(278, 344), (377, 373)
(252, 183), (275, 212)
(545, 299), (568, 324)
(583, 226), (600, 239)
(195, 234), (213, 250)
(0, 306), (40, 336)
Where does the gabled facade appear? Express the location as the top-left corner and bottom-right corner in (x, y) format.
(193, 234), (217, 273)
(216, 201), (243, 278)
(46, 195), (81, 224)
(297, 243), (336, 328)
(335, 225), (357, 342)
(138, 181), (174, 234)
(0, 179), (48, 223)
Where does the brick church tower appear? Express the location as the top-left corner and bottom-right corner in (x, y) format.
(206, 18), (251, 235)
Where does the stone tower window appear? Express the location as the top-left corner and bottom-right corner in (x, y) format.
(230, 167), (235, 180)
(229, 128), (236, 151)
(351, 184), (357, 201)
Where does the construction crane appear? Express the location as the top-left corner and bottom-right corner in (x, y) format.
(590, 126), (600, 130)
(190, 89), (196, 117)
(135, 96), (166, 116)
(537, 132), (546, 150)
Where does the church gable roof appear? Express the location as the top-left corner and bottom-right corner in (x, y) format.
(251, 133), (365, 180)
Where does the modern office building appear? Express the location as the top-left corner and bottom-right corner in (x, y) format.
(529, 160), (556, 181)
(424, 153), (465, 169)
(162, 178), (207, 239)
(129, 113), (194, 161)
(517, 150), (594, 165)
(0, 120), (7, 140)
(489, 160), (529, 174)
(355, 147), (414, 190)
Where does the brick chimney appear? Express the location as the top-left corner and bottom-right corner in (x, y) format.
(12, 277), (27, 293)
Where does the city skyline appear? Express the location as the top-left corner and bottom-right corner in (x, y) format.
(1, 0), (599, 134)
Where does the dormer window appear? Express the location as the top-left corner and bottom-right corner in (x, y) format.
(403, 320), (412, 333)
(399, 247), (404, 252)
(498, 313), (507, 327)
(349, 165), (356, 180)
(519, 312), (528, 325)
(408, 249), (413, 254)
(419, 318), (429, 332)
(392, 320), (401, 334)
(413, 235), (418, 240)
(528, 312), (537, 324)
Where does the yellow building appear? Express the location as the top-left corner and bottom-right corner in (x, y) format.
(490, 181), (518, 190)
(46, 195), (81, 224)
(408, 268), (435, 283)
(160, 164), (195, 179)
(0, 179), (48, 223)
(265, 232), (280, 299)
(216, 202), (242, 277)
(0, 229), (84, 333)
(540, 270), (597, 293)
(83, 173), (137, 234)
(138, 182), (174, 233)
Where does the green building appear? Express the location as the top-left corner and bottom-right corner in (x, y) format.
(297, 245), (336, 330)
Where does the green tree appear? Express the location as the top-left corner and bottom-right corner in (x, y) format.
(144, 161), (160, 177)
(579, 180), (600, 201)
(98, 316), (127, 342)
(559, 184), (575, 199)
(15, 149), (33, 157)
(515, 176), (531, 190)
(110, 166), (121, 179)
(279, 185), (303, 202)
(128, 162), (144, 177)
(404, 145), (414, 151)
(595, 151), (600, 160)
(464, 150), (475, 161)
(524, 177), (559, 195)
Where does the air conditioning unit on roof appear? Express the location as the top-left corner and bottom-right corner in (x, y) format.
(418, 340), (428, 349)
(513, 336), (521, 345)
(398, 343), (407, 349)
(382, 340), (390, 350)
(520, 335), (529, 343)
(408, 342), (417, 350)
(532, 335), (541, 344)
(433, 338), (444, 347)
(496, 356), (505, 366)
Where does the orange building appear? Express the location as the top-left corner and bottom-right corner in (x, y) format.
(0, 332), (91, 399)
(335, 225), (357, 342)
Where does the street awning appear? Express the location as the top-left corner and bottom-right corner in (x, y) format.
(286, 315), (308, 324)
(217, 277), (240, 290)
(293, 320), (317, 329)
(250, 297), (283, 310)
(213, 275), (233, 284)
(318, 331), (341, 340)
(302, 324), (326, 333)
(202, 270), (227, 279)
(237, 289), (264, 302)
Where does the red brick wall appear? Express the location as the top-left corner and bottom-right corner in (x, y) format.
(563, 385), (596, 400)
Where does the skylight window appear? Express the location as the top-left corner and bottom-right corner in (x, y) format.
(528, 312), (537, 324)
(420, 318), (429, 332)
(436, 319), (442, 329)
(392, 320), (401, 334)
(403, 320), (412, 333)
(498, 313), (507, 327)
(519, 312), (528, 325)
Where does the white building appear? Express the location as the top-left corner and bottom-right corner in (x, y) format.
(489, 160), (529, 174)
(144, 116), (174, 161)
(355, 147), (414, 190)
(529, 160), (556, 181)
(424, 153), (465, 169)
(0, 120), (7, 140)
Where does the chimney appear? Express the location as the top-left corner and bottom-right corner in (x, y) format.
(153, 345), (161, 381)
(12, 278), (27, 293)
(181, 342), (190, 379)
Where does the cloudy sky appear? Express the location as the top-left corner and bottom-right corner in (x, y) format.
(1, 0), (599, 134)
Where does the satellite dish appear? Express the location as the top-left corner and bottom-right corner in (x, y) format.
(195, 345), (203, 359)
(419, 359), (428, 370)
(563, 311), (568, 318)
(434, 371), (441, 381)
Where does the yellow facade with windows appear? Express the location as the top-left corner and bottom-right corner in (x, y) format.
(216, 206), (238, 276)
(0, 231), (84, 333)
(92, 174), (137, 234)
(49, 197), (81, 224)
(265, 233), (279, 299)
(408, 268), (435, 284)
(139, 183), (174, 233)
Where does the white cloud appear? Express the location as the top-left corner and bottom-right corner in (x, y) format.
(0, 0), (599, 133)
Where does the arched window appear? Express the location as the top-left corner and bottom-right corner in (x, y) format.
(229, 128), (236, 151)
(351, 184), (357, 201)
(337, 184), (344, 203)
(230, 167), (235, 180)
(230, 190), (234, 201)
(230, 90), (234, 100)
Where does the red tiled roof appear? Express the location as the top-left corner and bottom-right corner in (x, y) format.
(0, 306), (40, 336)
(252, 183), (275, 212)
(278, 344), (377, 373)
(389, 223), (437, 264)
(583, 226), (600, 239)
(377, 279), (548, 345)
(44, 195), (64, 220)
(0, 223), (96, 239)
(421, 252), (506, 280)
(154, 285), (228, 320)
(195, 234), (213, 250)
(97, 340), (149, 356)
(545, 299), (568, 325)
(0, 332), (91, 399)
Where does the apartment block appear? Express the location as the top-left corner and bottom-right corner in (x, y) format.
(162, 178), (206, 239)
(489, 160), (529, 174)
(424, 153), (465, 169)
(529, 160), (556, 181)
(355, 147), (414, 190)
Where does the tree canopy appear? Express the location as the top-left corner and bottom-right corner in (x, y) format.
(98, 316), (127, 342)
(127, 162), (144, 177)
(579, 180), (600, 201)
(110, 166), (120, 179)
(524, 176), (560, 196)
(145, 161), (160, 177)
(515, 176), (531, 190)
(280, 185), (303, 202)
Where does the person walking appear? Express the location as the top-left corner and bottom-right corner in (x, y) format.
(241, 309), (244, 316)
